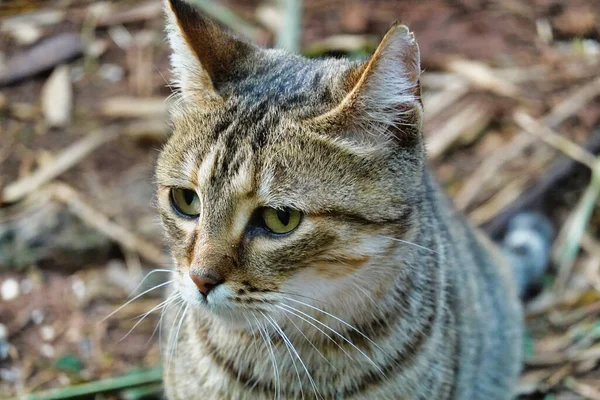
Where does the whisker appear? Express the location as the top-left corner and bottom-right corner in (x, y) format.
(165, 299), (185, 372)
(149, 292), (181, 346)
(282, 297), (387, 356)
(261, 312), (306, 400)
(379, 235), (437, 254)
(275, 305), (358, 365)
(252, 314), (280, 400)
(127, 269), (175, 298)
(158, 296), (181, 353)
(173, 303), (189, 365)
(268, 290), (328, 305)
(101, 279), (175, 323)
(119, 294), (178, 342)
(279, 304), (384, 375)
(280, 312), (336, 370)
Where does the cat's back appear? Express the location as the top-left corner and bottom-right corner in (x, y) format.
(424, 171), (523, 399)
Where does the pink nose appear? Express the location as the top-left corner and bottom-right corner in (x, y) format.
(189, 272), (223, 296)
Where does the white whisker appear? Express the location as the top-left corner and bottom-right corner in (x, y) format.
(252, 314), (280, 400)
(282, 297), (387, 355)
(379, 235), (437, 254)
(119, 294), (178, 342)
(280, 312), (335, 369)
(127, 269), (175, 298)
(275, 305), (357, 365)
(261, 313), (307, 400)
(101, 280), (175, 323)
(279, 303), (384, 375)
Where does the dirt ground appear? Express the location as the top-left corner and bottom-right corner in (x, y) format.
(1, 0), (600, 399)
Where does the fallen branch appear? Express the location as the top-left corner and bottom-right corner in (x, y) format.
(482, 126), (600, 237)
(427, 100), (494, 160)
(0, 33), (83, 87)
(48, 183), (169, 266)
(456, 76), (600, 210)
(446, 59), (521, 98)
(553, 158), (600, 293)
(1, 127), (121, 205)
(100, 97), (167, 119)
(187, 0), (264, 43)
(513, 111), (596, 169)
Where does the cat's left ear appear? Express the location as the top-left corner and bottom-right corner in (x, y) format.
(310, 23), (423, 145)
(164, 0), (257, 104)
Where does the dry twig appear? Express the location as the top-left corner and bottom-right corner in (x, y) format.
(48, 182), (168, 265)
(1, 128), (121, 204)
(456, 76), (600, 210)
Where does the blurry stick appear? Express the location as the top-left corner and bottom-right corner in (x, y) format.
(427, 101), (493, 159)
(100, 97), (167, 118)
(513, 111), (596, 169)
(95, 2), (163, 27)
(553, 158), (600, 293)
(565, 378), (600, 400)
(456, 76), (600, 210)
(424, 81), (470, 122)
(512, 109), (600, 293)
(469, 177), (528, 225)
(1, 128), (120, 205)
(0, 33), (83, 87)
(187, 0), (263, 42)
(276, 0), (302, 52)
(48, 182), (169, 265)
(302, 34), (378, 58)
(446, 59), (521, 98)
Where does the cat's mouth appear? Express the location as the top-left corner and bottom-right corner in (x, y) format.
(175, 273), (276, 315)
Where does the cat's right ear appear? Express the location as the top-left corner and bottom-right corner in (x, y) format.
(164, 0), (256, 104)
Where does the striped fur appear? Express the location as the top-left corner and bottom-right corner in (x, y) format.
(156, 1), (523, 399)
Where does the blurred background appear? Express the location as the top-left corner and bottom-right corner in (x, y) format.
(1, 0), (600, 398)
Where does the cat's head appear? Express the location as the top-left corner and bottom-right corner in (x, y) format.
(157, 0), (425, 320)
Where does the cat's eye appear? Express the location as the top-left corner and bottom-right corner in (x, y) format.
(170, 188), (201, 217)
(261, 208), (301, 234)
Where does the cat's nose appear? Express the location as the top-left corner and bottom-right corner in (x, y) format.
(190, 271), (224, 297)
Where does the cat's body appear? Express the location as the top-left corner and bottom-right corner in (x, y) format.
(162, 172), (522, 400)
(157, 1), (526, 399)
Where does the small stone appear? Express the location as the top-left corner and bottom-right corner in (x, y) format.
(40, 325), (55, 342)
(9, 23), (42, 46)
(71, 278), (86, 301)
(0, 367), (19, 382)
(20, 279), (32, 294)
(0, 324), (9, 360)
(31, 309), (44, 325)
(0, 342), (9, 360)
(1, 279), (20, 301)
(98, 63), (124, 83)
(41, 65), (72, 128)
(40, 343), (55, 358)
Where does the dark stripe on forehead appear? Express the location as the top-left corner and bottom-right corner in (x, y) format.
(207, 99), (272, 186)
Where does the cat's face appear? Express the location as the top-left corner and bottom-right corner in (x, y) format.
(157, 0), (424, 320)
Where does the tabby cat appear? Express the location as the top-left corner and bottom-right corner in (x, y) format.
(156, 0), (541, 398)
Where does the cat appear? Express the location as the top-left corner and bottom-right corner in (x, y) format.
(156, 0), (548, 398)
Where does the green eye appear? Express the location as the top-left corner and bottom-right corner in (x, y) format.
(262, 208), (301, 234)
(170, 188), (201, 217)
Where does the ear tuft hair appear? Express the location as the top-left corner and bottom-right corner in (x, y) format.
(310, 23), (423, 146)
(164, 0), (256, 104)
